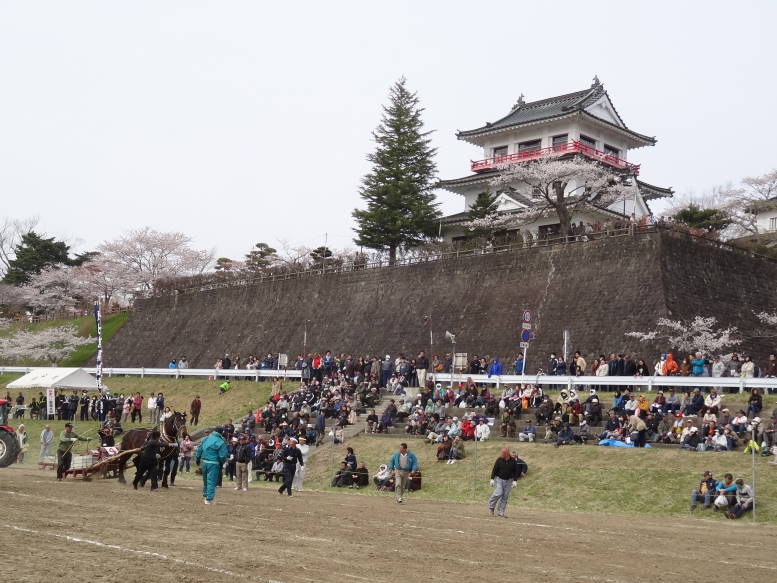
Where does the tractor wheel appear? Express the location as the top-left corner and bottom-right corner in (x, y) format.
(0, 430), (20, 468)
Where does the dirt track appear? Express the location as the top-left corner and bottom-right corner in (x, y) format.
(2, 466), (775, 583)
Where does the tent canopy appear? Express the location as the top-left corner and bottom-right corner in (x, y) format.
(6, 368), (104, 391)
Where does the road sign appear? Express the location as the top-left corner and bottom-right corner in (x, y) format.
(522, 310), (532, 323)
(519, 342), (529, 349)
(521, 323), (532, 330)
(520, 329), (532, 342)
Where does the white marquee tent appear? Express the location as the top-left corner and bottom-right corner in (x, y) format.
(6, 368), (104, 391)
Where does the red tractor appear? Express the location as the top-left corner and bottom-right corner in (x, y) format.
(0, 398), (20, 467)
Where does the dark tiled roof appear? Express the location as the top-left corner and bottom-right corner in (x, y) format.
(457, 81), (655, 145)
(636, 179), (674, 201)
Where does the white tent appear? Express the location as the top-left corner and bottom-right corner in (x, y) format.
(6, 368), (104, 391)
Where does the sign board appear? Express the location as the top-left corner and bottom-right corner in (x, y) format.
(46, 388), (55, 416)
(453, 352), (468, 370)
(520, 329), (532, 342)
(522, 310), (532, 323)
(278, 353), (289, 368)
(521, 323), (532, 330)
(519, 342), (529, 349)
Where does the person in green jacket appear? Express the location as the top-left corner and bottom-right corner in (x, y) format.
(196, 427), (228, 504)
(56, 423), (90, 481)
(218, 380), (231, 394)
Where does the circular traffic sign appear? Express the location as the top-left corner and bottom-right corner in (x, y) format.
(522, 310), (532, 323)
(520, 329), (531, 342)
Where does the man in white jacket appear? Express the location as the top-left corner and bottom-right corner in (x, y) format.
(475, 418), (491, 441)
(292, 437), (311, 491)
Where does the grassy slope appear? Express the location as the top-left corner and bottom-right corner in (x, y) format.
(3, 375), (274, 455)
(294, 434), (777, 524)
(0, 312), (128, 367)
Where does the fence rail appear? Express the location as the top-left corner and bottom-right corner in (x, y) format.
(2, 367), (776, 393)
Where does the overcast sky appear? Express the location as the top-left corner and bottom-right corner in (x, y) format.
(1, 1), (775, 259)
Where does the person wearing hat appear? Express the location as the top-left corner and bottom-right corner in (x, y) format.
(55, 423), (90, 481)
(690, 471), (718, 510)
(234, 434), (253, 492)
(292, 437), (310, 491)
(195, 426), (228, 504)
(726, 479), (754, 519)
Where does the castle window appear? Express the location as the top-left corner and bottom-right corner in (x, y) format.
(579, 134), (596, 150)
(552, 134), (568, 151)
(518, 139), (541, 153)
(604, 144), (620, 158)
(492, 145), (508, 159)
(770, 217), (777, 231)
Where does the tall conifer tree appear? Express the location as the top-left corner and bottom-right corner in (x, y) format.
(352, 78), (440, 264)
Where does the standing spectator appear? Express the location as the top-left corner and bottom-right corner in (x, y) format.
(155, 393), (165, 424)
(711, 356), (726, 378)
(388, 442), (418, 504)
(196, 427), (228, 505)
(79, 391), (90, 422)
(691, 352), (706, 377)
(234, 434), (252, 492)
(416, 351), (429, 389)
(487, 447), (521, 517)
(747, 389), (762, 418)
(15, 424), (28, 463)
(513, 354), (524, 375)
(277, 438), (304, 497)
(146, 393), (157, 424)
(179, 435), (194, 473)
(39, 424), (54, 460)
(190, 395), (201, 426)
(764, 353), (777, 378)
(740, 356), (755, 378)
(131, 392), (143, 423)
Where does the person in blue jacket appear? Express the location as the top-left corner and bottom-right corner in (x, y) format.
(196, 426), (228, 505)
(690, 352), (706, 377)
(488, 358), (502, 377)
(513, 354), (524, 375)
(388, 443), (418, 504)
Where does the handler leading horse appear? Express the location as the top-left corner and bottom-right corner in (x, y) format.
(118, 411), (187, 487)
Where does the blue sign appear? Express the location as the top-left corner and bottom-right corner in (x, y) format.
(520, 329), (531, 342)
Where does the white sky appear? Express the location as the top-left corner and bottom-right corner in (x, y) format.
(1, 1), (775, 259)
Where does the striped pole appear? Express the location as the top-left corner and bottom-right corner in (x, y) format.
(94, 300), (103, 393)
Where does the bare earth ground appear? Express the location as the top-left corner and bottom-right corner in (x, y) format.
(2, 466), (775, 583)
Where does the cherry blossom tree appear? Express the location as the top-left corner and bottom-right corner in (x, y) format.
(712, 169), (777, 236)
(98, 227), (213, 295)
(626, 316), (740, 355)
(22, 265), (86, 314)
(492, 157), (639, 238)
(0, 325), (91, 365)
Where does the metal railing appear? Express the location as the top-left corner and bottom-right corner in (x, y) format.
(1, 366), (775, 393)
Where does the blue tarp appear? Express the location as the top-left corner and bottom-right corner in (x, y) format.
(597, 439), (652, 448)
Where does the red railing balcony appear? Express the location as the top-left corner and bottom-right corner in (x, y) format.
(470, 140), (640, 175)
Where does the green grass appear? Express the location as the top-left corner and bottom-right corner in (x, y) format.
(0, 312), (128, 367)
(293, 434), (777, 524)
(3, 375), (275, 457)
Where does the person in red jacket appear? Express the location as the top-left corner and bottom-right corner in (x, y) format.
(662, 353), (679, 376)
(460, 418), (476, 440)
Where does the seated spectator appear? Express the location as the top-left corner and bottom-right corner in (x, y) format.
(584, 398), (602, 427)
(269, 458), (284, 482)
(366, 409), (379, 433)
(333, 425), (344, 444)
(536, 397), (554, 425)
(344, 446), (357, 471)
(475, 418), (491, 441)
(575, 419), (592, 444)
(406, 469), (422, 491)
(664, 389), (680, 415)
(447, 436), (466, 464)
(518, 420), (536, 442)
(350, 462), (369, 489)
(690, 470), (718, 510)
(460, 417), (476, 440)
(373, 464), (394, 491)
(681, 426), (701, 451)
(629, 414), (647, 447)
(544, 418), (561, 442)
(718, 408), (732, 428)
(704, 389), (722, 415)
(436, 435), (453, 461)
(499, 410), (516, 438)
(447, 417), (462, 439)
(683, 389), (705, 416)
(601, 410), (621, 439)
(555, 423), (574, 447)
(714, 473), (737, 512)
(331, 462), (352, 488)
(726, 479), (754, 519)
(747, 389), (762, 418)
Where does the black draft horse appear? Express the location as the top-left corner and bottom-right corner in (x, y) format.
(117, 411), (188, 487)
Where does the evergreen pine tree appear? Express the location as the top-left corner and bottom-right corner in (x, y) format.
(468, 191), (498, 220)
(244, 242), (278, 271)
(352, 78), (440, 264)
(3, 232), (87, 285)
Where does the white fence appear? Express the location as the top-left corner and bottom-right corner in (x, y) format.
(0, 366), (302, 381)
(1, 366), (776, 392)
